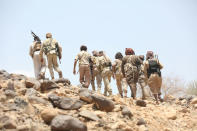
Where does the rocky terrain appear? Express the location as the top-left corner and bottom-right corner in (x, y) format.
(0, 69), (197, 131)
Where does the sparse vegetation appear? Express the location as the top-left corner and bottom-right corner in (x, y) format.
(186, 80), (197, 96)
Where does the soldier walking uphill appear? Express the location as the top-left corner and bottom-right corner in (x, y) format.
(144, 51), (163, 104)
(112, 52), (128, 98)
(121, 48), (142, 99)
(138, 55), (147, 100)
(90, 51), (102, 92)
(29, 31), (46, 79)
(40, 33), (63, 80)
(97, 51), (112, 96)
(73, 45), (91, 88)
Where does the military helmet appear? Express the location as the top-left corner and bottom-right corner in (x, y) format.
(125, 48), (135, 55)
(146, 51), (154, 60)
(46, 33), (52, 38)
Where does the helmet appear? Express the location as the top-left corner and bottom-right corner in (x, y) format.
(46, 33), (52, 38)
(146, 51), (154, 60)
(125, 48), (135, 55)
(115, 52), (123, 59)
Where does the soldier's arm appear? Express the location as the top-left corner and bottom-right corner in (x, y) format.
(73, 55), (79, 75)
(121, 58), (126, 77)
(39, 44), (44, 61)
(143, 61), (149, 79)
(158, 60), (163, 69)
(112, 61), (117, 73)
(29, 45), (33, 58)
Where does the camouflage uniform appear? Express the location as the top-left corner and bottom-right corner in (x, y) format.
(138, 63), (147, 99)
(91, 55), (102, 92)
(40, 37), (62, 79)
(75, 51), (91, 88)
(144, 58), (163, 96)
(98, 55), (112, 96)
(122, 55), (142, 99)
(113, 59), (128, 97)
(29, 42), (46, 79)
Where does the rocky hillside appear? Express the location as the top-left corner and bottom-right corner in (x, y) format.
(0, 70), (197, 131)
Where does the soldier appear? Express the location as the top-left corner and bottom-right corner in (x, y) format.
(97, 51), (112, 96)
(112, 52), (128, 97)
(121, 48), (142, 99)
(138, 55), (147, 100)
(29, 34), (46, 79)
(40, 33), (63, 80)
(73, 45), (91, 88)
(144, 51), (163, 104)
(90, 50), (102, 92)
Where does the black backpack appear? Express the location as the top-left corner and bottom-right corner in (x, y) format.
(147, 59), (161, 78)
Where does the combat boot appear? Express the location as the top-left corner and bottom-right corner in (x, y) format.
(58, 71), (63, 78)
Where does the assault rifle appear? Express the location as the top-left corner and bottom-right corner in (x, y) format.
(31, 31), (41, 43)
(55, 43), (62, 64)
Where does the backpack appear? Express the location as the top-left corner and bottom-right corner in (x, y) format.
(147, 59), (161, 78)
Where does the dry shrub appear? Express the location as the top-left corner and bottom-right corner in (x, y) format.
(161, 76), (186, 98)
(186, 80), (197, 96)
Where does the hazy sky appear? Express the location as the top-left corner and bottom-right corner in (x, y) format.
(0, 0), (197, 93)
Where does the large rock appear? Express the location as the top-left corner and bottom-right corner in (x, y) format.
(41, 108), (58, 124)
(28, 96), (48, 105)
(79, 110), (100, 121)
(166, 111), (177, 120)
(121, 106), (133, 118)
(25, 88), (38, 96)
(48, 94), (83, 110)
(25, 77), (40, 90)
(0, 115), (16, 129)
(136, 100), (146, 107)
(4, 89), (17, 98)
(92, 95), (114, 112)
(54, 78), (71, 86)
(51, 115), (87, 131)
(79, 88), (93, 103)
(191, 97), (197, 105)
(137, 118), (146, 125)
(0, 70), (10, 80)
(40, 80), (59, 92)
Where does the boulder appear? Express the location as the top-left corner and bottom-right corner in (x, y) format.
(136, 100), (146, 107)
(79, 88), (93, 103)
(0, 115), (16, 129)
(25, 77), (40, 90)
(48, 94), (83, 110)
(121, 106), (133, 118)
(51, 115), (87, 131)
(4, 90), (17, 98)
(92, 95), (114, 112)
(14, 97), (28, 108)
(25, 88), (38, 96)
(40, 80), (59, 92)
(137, 118), (146, 125)
(54, 78), (71, 86)
(166, 111), (177, 120)
(191, 97), (197, 105)
(41, 108), (58, 124)
(79, 110), (100, 121)
(28, 96), (48, 105)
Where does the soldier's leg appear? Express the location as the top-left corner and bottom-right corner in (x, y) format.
(103, 75), (110, 96)
(84, 65), (91, 88)
(116, 75), (123, 97)
(129, 83), (137, 99)
(107, 74), (112, 96)
(140, 82), (146, 100)
(96, 74), (102, 93)
(91, 74), (96, 91)
(79, 65), (85, 85)
(47, 54), (54, 79)
(52, 54), (63, 78)
(122, 78), (128, 97)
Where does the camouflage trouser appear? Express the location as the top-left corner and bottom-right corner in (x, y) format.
(47, 53), (62, 79)
(101, 68), (112, 96)
(115, 74), (128, 97)
(125, 66), (139, 99)
(79, 65), (91, 88)
(91, 70), (102, 93)
(138, 74), (147, 99)
(148, 73), (162, 95)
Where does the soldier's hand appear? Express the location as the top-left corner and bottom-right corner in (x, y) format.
(73, 70), (76, 75)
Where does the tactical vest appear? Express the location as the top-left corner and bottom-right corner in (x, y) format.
(147, 59), (161, 78)
(43, 39), (57, 55)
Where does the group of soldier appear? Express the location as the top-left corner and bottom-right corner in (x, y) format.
(29, 32), (163, 104)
